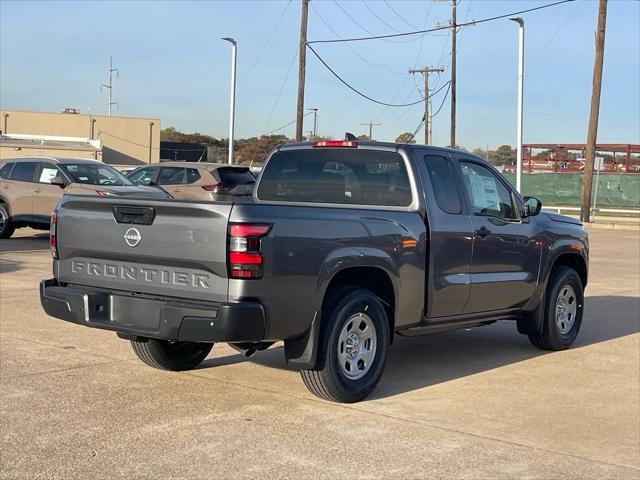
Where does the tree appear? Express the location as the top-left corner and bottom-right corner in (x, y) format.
(356, 134), (369, 141)
(395, 132), (415, 144)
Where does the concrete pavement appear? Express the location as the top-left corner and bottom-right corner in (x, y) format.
(1, 228), (638, 479)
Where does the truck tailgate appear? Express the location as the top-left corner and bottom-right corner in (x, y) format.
(55, 196), (231, 303)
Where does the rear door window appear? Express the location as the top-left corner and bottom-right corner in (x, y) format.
(257, 149), (412, 206)
(213, 167), (255, 186)
(424, 155), (462, 214)
(10, 162), (37, 182)
(157, 167), (185, 185)
(186, 168), (201, 184)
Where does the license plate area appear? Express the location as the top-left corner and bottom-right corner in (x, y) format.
(88, 294), (161, 332)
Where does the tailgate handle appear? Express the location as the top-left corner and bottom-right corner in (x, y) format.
(112, 205), (156, 225)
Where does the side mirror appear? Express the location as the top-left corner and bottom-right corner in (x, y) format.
(523, 196), (542, 217)
(51, 176), (67, 189)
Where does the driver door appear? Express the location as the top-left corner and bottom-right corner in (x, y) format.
(33, 162), (67, 220)
(456, 158), (541, 313)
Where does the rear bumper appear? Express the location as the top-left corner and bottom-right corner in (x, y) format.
(40, 278), (266, 343)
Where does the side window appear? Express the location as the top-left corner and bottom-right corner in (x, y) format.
(38, 164), (64, 184)
(10, 162), (37, 182)
(157, 167), (185, 185)
(128, 167), (156, 185)
(0, 163), (14, 179)
(459, 161), (517, 220)
(186, 168), (201, 184)
(424, 155), (462, 214)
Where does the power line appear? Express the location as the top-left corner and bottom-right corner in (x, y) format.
(383, 0), (418, 30)
(264, 112), (314, 137)
(410, 117), (425, 141)
(310, 2), (405, 76)
(373, 2), (433, 123)
(431, 81), (452, 118)
(333, 0), (379, 38)
(309, 0), (575, 44)
(307, 43), (449, 107)
(238, 0), (293, 94)
(360, 0), (403, 34)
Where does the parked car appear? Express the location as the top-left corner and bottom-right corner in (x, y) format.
(0, 157), (170, 238)
(40, 141), (588, 403)
(125, 162), (255, 201)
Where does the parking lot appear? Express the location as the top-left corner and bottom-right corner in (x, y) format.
(1, 227), (638, 479)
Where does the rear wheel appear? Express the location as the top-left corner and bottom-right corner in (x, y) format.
(0, 204), (15, 239)
(130, 337), (213, 371)
(300, 288), (390, 403)
(528, 266), (584, 351)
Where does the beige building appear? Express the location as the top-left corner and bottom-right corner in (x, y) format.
(0, 109), (161, 166)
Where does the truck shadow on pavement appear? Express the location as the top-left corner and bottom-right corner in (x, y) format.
(0, 233), (50, 253)
(200, 295), (639, 400)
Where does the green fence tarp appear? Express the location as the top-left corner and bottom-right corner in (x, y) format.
(503, 173), (640, 208)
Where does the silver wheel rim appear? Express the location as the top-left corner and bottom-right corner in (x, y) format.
(0, 209), (5, 230)
(337, 312), (377, 380)
(555, 284), (578, 334)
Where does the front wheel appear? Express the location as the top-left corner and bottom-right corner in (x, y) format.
(528, 266), (584, 351)
(300, 288), (390, 403)
(130, 337), (213, 371)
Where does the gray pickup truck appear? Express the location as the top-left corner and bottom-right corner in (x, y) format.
(40, 140), (588, 403)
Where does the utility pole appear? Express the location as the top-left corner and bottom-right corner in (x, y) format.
(580, 0), (608, 223)
(308, 107), (318, 140)
(295, 0), (309, 141)
(450, 0), (457, 149)
(409, 66), (444, 144)
(361, 121), (381, 140)
(101, 57), (119, 116)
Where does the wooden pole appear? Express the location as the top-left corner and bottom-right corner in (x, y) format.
(295, 0), (309, 142)
(449, 0), (456, 148)
(580, 0), (608, 223)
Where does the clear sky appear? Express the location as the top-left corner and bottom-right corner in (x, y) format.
(1, 0), (638, 149)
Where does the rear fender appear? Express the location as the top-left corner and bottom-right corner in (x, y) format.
(285, 247), (398, 369)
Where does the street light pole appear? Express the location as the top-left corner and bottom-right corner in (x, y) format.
(222, 37), (237, 165)
(510, 17), (525, 192)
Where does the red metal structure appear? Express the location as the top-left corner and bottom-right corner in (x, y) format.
(513, 144), (640, 173)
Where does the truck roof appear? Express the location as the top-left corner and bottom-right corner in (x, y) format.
(276, 140), (468, 156)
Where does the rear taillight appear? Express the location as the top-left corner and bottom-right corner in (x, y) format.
(202, 184), (234, 193)
(228, 223), (271, 279)
(50, 209), (58, 259)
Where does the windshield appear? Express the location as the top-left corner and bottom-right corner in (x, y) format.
(61, 163), (134, 186)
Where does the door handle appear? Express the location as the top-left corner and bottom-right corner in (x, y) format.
(1, 184), (8, 189)
(34, 189), (41, 193)
(475, 226), (491, 238)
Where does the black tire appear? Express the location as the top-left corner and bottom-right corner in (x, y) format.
(301, 288), (390, 403)
(130, 337), (213, 371)
(0, 204), (15, 239)
(528, 265), (584, 351)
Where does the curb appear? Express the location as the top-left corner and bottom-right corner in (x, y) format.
(583, 222), (640, 231)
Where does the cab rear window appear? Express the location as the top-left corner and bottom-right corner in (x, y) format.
(257, 149), (412, 207)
